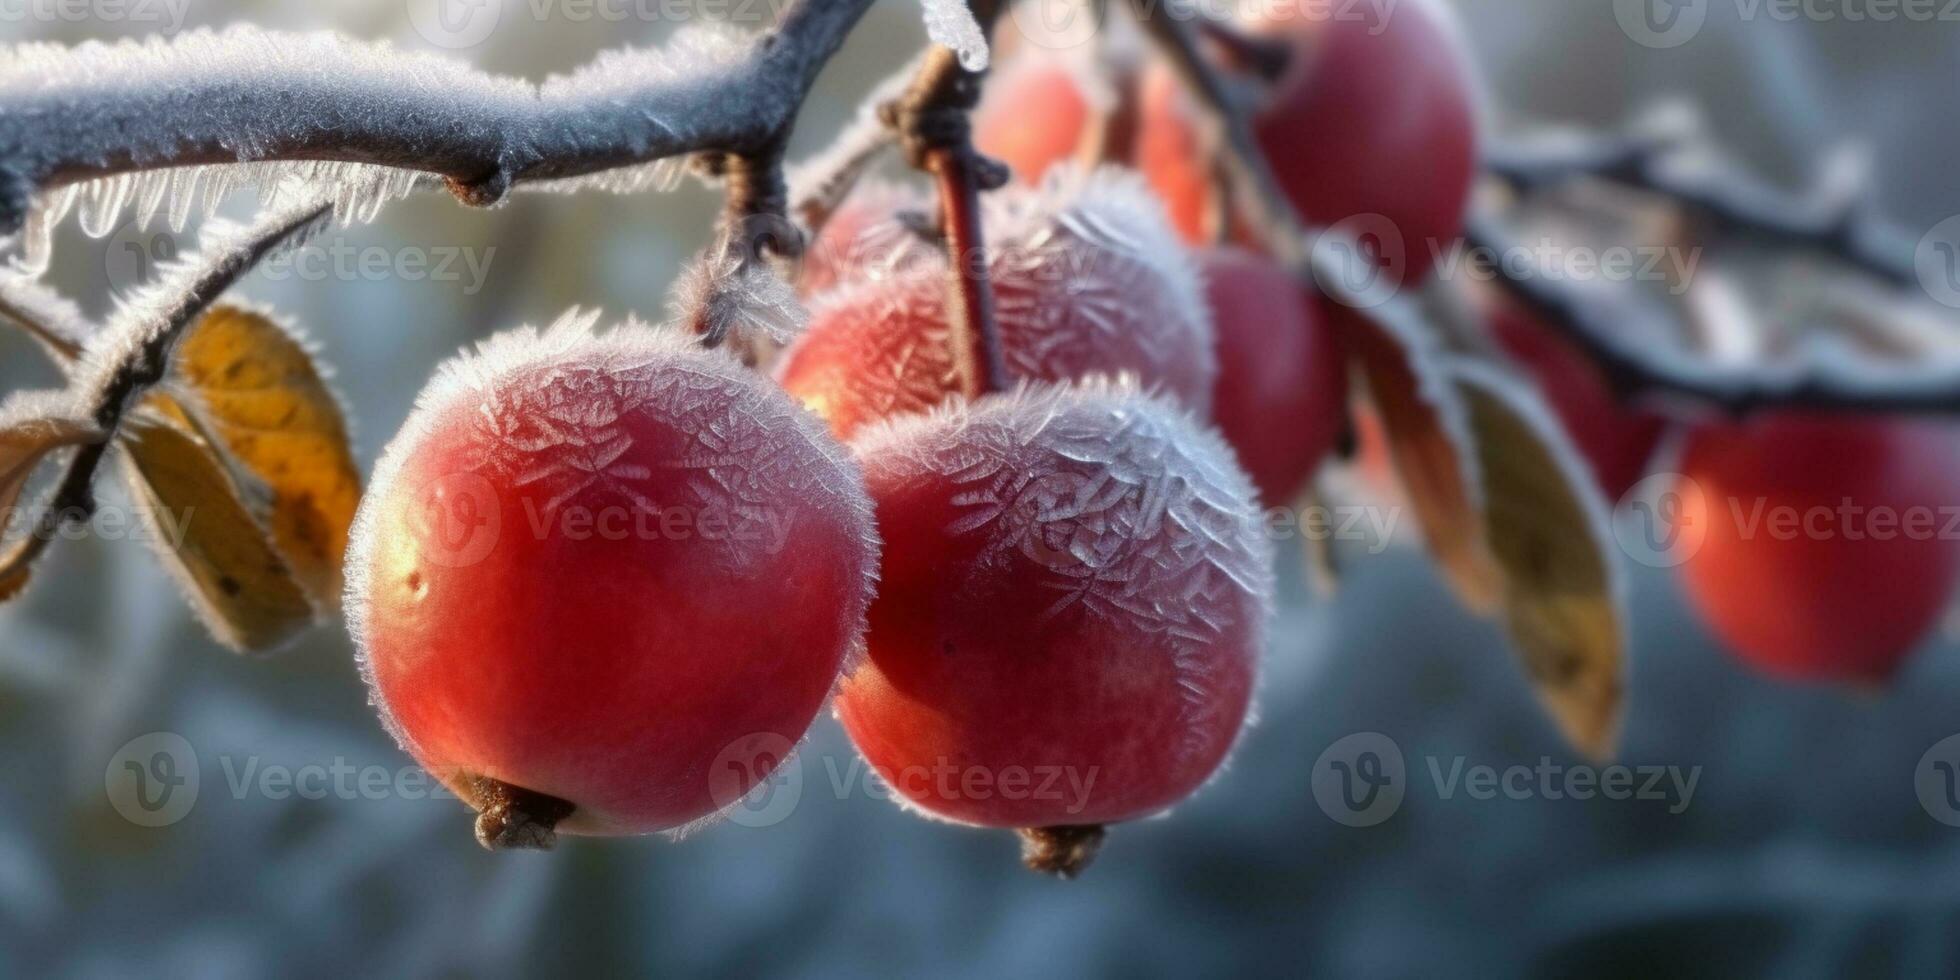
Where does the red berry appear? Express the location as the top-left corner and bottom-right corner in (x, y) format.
(974, 53), (1101, 183)
(836, 382), (1273, 831)
(778, 169), (1217, 439)
(1201, 246), (1347, 504)
(797, 180), (938, 297)
(1138, 0), (1480, 283)
(1486, 297), (1665, 501)
(346, 313), (879, 841)
(1677, 414), (1960, 684)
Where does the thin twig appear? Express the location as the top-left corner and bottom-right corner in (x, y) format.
(884, 2), (1012, 398)
(1485, 136), (1915, 288)
(1467, 213), (1960, 415)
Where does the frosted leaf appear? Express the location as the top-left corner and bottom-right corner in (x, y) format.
(344, 311), (881, 761)
(919, 0), (990, 71)
(668, 250), (808, 347)
(76, 190), (332, 401)
(851, 378), (1274, 768)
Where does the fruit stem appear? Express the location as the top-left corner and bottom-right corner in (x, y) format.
(929, 148), (1012, 398)
(468, 775), (577, 851)
(1017, 824), (1107, 879)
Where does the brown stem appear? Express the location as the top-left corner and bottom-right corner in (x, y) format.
(468, 775), (577, 851)
(883, 1), (1012, 399)
(1017, 824), (1106, 879)
(930, 148), (1011, 398)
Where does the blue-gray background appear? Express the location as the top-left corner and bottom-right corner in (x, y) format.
(5, 1), (1960, 976)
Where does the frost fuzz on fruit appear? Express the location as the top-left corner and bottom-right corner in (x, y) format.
(344, 308), (881, 762)
(849, 378), (1275, 819)
(782, 166), (1219, 436)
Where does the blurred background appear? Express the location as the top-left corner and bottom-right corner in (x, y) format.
(8, 0), (1960, 975)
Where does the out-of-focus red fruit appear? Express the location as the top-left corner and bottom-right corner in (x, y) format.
(974, 54), (1099, 183)
(1486, 298), (1665, 502)
(346, 313), (879, 844)
(778, 169), (1217, 439)
(1201, 246), (1347, 504)
(797, 181), (938, 297)
(1677, 414), (1960, 684)
(837, 382), (1272, 846)
(1137, 0), (1479, 284)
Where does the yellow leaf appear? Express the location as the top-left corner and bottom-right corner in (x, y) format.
(1456, 364), (1626, 761)
(0, 413), (95, 604)
(119, 409), (315, 653)
(169, 306), (361, 610)
(1338, 308), (1503, 613)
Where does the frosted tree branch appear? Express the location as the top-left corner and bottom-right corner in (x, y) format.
(1485, 136), (1916, 287)
(1466, 214), (1960, 416)
(0, 0), (878, 238)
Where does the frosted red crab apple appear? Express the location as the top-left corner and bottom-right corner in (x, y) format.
(781, 169), (1217, 438)
(1675, 414), (1960, 685)
(1138, 0), (1479, 284)
(345, 313), (878, 846)
(836, 382), (1274, 876)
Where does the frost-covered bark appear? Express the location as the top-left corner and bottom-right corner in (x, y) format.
(0, 0), (879, 242)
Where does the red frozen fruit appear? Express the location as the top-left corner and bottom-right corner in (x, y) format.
(346, 311), (879, 846)
(797, 180), (938, 297)
(1202, 246), (1347, 503)
(779, 168), (1217, 440)
(836, 382), (1273, 875)
(1138, 0), (1479, 284)
(1678, 414), (1960, 684)
(1486, 297), (1665, 502)
(973, 53), (1101, 183)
